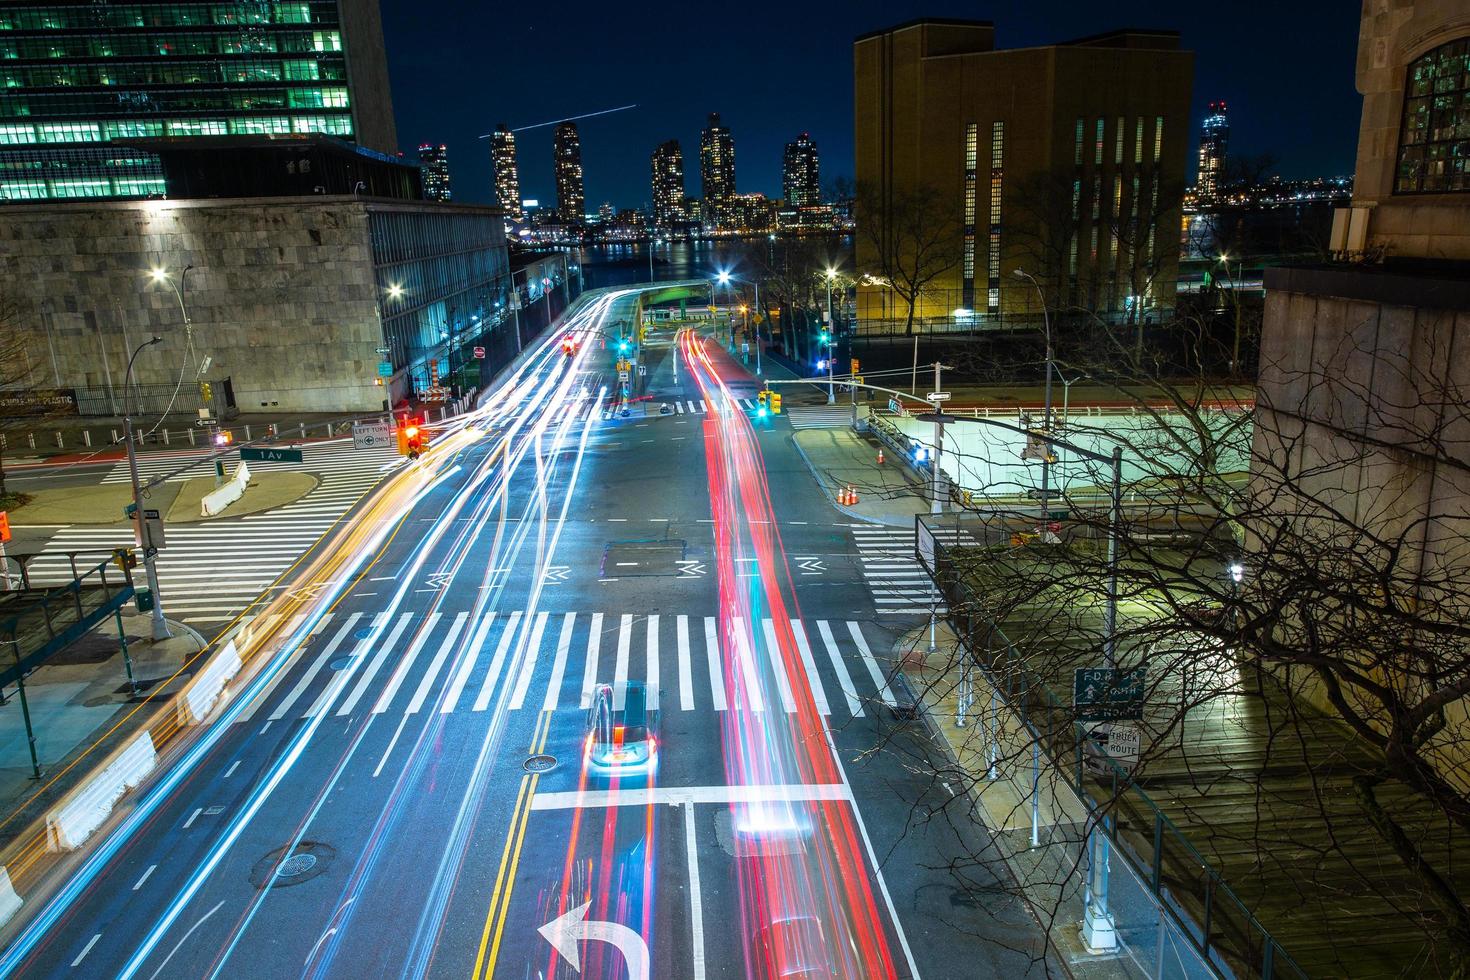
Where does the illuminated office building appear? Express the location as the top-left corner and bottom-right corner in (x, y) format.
(700, 112), (736, 217)
(553, 120), (584, 224)
(783, 133), (820, 207)
(490, 123), (521, 221)
(418, 143), (450, 201)
(651, 139), (685, 228)
(0, 0), (397, 201)
(1196, 101), (1229, 202)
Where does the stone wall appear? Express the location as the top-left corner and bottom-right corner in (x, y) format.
(0, 197), (390, 415)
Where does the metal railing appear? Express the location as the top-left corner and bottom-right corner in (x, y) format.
(919, 514), (1306, 980)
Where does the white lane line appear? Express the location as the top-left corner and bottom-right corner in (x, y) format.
(264, 612), (364, 722)
(646, 614), (660, 711)
(614, 614), (632, 710)
(473, 610), (523, 711)
(405, 611), (469, 714)
(441, 612), (496, 713)
(788, 619), (831, 716)
(373, 711), (413, 778)
(369, 612), (442, 714)
(71, 934), (101, 967)
(677, 615), (694, 711)
(132, 864), (156, 891)
(508, 611), (550, 710)
(580, 612), (604, 709)
(703, 617), (726, 711)
(224, 761), (241, 778)
(847, 621), (895, 706)
(760, 618), (798, 713)
(817, 621), (863, 717)
(730, 618), (765, 713)
(684, 802), (707, 980)
(182, 808), (202, 829)
(329, 613), (413, 717)
(542, 613), (577, 711)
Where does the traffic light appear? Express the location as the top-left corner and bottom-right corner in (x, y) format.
(819, 329), (830, 345)
(199, 381), (212, 403)
(561, 334), (577, 356)
(770, 393), (782, 415)
(756, 390), (770, 418)
(397, 416), (423, 457)
(112, 547), (137, 574)
(617, 338), (631, 355)
(850, 358), (860, 375)
(213, 430), (233, 446)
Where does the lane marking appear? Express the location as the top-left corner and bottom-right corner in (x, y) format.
(760, 618), (798, 713)
(182, 808), (202, 829)
(131, 865), (156, 891)
(580, 612), (604, 709)
(404, 611), (469, 714)
(474, 610), (524, 712)
(369, 611), (442, 714)
(817, 620), (863, 717)
(703, 616), (726, 711)
(508, 611), (550, 710)
(329, 612), (413, 716)
(441, 612), (496, 713)
(614, 614), (632, 709)
(847, 621), (895, 706)
(788, 619), (831, 716)
(542, 612), (577, 711)
(223, 761), (241, 778)
(531, 782), (853, 811)
(684, 802), (707, 980)
(646, 614), (660, 711)
(71, 934), (101, 967)
(676, 615), (694, 711)
(730, 618), (765, 712)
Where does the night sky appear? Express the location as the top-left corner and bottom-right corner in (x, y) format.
(379, 0), (1361, 210)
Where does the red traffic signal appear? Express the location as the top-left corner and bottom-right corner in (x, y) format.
(561, 334), (577, 356)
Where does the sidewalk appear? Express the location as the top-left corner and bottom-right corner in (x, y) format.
(0, 610), (205, 849)
(789, 427), (930, 527)
(9, 471), (317, 527)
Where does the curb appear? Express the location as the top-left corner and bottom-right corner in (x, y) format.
(787, 431), (911, 528)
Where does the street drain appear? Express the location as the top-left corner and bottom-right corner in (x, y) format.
(524, 754), (557, 773)
(249, 841), (335, 889)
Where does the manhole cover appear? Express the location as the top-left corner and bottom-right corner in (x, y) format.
(276, 853), (317, 878)
(354, 627), (375, 641)
(329, 656), (356, 670)
(524, 754), (557, 773)
(249, 840), (335, 889)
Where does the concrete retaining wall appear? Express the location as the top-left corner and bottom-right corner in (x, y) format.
(44, 731), (157, 852)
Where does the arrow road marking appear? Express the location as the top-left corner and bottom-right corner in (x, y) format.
(425, 571), (452, 590)
(675, 560), (706, 578)
(542, 565), (570, 583)
(796, 557), (825, 575)
(538, 900), (650, 980)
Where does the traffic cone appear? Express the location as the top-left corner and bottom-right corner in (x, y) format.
(849, 486), (860, 504)
(877, 448), (885, 465)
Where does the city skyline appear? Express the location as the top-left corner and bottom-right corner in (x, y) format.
(383, 0), (1358, 209)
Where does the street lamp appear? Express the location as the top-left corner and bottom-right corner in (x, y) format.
(824, 269), (838, 404)
(719, 272), (762, 374)
(387, 283), (404, 300)
(122, 336), (171, 641)
(1012, 268), (1055, 536)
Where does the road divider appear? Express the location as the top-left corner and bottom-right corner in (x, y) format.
(0, 867), (21, 928)
(200, 459), (251, 517)
(44, 732), (158, 853)
(176, 639), (243, 727)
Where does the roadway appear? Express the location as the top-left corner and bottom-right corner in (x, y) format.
(0, 287), (1049, 978)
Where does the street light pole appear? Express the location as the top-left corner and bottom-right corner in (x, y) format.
(825, 270), (837, 405)
(754, 280), (762, 376)
(930, 361), (944, 515)
(123, 337), (170, 641)
(1014, 269), (1054, 535)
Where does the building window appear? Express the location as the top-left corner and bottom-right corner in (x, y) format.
(988, 121), (1004, 313)
(1395, 36), (1470, 193)
(1154, 116), (1164, 163)
(1115, 116), (1124, 165)
(1135, 117), (1144, 164)
(1094, 118), (1104, 165)
(962, 123), (978, 308)
(1074, 118), (1084, 166)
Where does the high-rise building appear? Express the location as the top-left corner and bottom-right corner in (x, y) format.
(418, 144), (451, 201)
(490, 124), (522, 222)
(553, 121), (585, 225)
(700, 113), (737, 215)
(1196, 101), (1229, 202)
(598, 202), (614, 224)
(0, 0), (397, 202)
(783, 133), (821, 207)
(651, 140), (686, 228)
(855, 20), (1192, 322)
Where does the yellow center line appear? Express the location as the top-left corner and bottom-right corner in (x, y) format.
(471, 709), (554, 979)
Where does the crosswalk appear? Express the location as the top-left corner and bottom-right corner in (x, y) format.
(236, 609), (900, 726)
(786, 406), (857, 430)
(26, 439), (397, 627)
(101, 440), (395, 485)
(599, 398), (766, 420)
(851, 526), (947, 614)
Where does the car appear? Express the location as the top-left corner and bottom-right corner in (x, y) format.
(583, 680), (656, 775)
(750, 914), (837, 980)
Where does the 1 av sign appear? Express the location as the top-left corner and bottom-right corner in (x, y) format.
(240, 446), (303, 464)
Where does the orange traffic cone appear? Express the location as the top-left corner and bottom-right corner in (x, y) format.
(877, 448), (885, 465)
(849, 486), (860, 503)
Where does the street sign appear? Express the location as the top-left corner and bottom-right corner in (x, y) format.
(352, 419), (392, 450)
(1106, 725), (1142, 768)
(927, 391), (951, 402)
(618, 371), (630, 382)
(377, 361), (393, 377)
(194, 417), (219, 428)
(637, 364), (646, 376)
(1073, 666), (1146, 722)
(472, 346), (486, 359)
(240, 446), (303, 463)
(124, 503), (166, 550)
(374, 346), (391, 354)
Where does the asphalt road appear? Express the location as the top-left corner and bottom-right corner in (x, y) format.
(1, 289), (1050, 979)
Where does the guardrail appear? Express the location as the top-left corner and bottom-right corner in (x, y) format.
(918, 514), (1306, 980)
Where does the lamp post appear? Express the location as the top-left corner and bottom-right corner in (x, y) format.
(1013, 268), (1055, 536)
(717, 271), (762, 373)
(1220, 252), (1243, 375)
(825, 269), (838, 405)
(122, 335), (170, 641)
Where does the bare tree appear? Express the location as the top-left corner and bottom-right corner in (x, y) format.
(853, 180), (961, 335)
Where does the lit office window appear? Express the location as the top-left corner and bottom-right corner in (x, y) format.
(1094, 118), (1104, 165)
(1135, 117), (1143, 164)
(987, 121), (1004, 313)
(1074, 118), (1084, 166)
(1154, 116), (1164, 162)
(962, 123), (978, 306)
(1114, 116), (1124, 165)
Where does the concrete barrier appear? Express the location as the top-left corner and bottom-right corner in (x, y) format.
(0, 867), (22, 928)
(176, 639), (243, 726)
(45, 731), (158, 852)
(200, 459), (251, 517)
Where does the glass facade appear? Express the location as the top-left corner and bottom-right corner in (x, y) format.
(0, 1), (358, 200)
(1396, 36), (1470, 194)
(961, 122), (977, 309)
